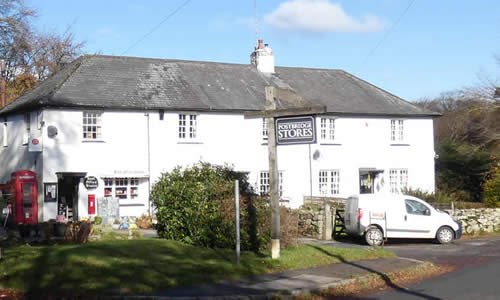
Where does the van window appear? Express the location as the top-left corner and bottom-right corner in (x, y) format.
(405, 199), (430, 216)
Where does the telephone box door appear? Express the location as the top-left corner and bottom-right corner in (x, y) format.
(21, 182), (37, 224)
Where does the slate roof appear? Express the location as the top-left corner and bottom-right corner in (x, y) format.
(0, 54), (439, 117)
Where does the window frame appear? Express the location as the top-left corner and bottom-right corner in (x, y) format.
(82, 111), (103, 141)
(259, 171), (283, 197)
(389, 168), (408, 193)
(22, 113), (30, 145)
(178, 113), (199, 142)
(390, 119), (406, 144)
(262, 118), (269, 142)
(319, 117), (336, 144)
(2, 121), (7, 147)
(319, 169), (340, 196)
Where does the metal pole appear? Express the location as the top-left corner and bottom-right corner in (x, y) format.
(234, 180), (240, 264)
(266, 87), (280, 259)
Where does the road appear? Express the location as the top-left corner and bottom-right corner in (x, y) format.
(372, 256), (500, 299)
(314, 235), (500, 299)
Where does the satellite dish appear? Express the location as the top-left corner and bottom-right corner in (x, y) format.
(313, 150), (321, 160)
(47, 125), (58, 138)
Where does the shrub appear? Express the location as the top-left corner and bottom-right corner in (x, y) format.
(151, 162), (298, 251)
(483, 167), (500, 208)
(135, 214), (154, 229)
(94, 216), (102, 225)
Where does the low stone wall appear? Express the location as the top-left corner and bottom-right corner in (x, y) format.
(298, 197), (345, 239)
(448, 208), (500, 234)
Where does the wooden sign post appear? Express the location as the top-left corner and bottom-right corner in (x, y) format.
(247, 86), (326, 259)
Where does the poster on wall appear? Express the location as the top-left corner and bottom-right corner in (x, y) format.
(44, 183), (57, 202)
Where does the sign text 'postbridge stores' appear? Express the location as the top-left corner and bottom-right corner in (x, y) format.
(276, 116), (316, 145)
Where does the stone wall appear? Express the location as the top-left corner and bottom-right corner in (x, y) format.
(448, 208), (500, 235)
(298, 197), (345, 239)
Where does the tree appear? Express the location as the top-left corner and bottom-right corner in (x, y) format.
(1, 0), (84, 104)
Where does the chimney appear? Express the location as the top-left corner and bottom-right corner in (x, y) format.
(251, 39), (275, 74)
(1, 60), (5, 108)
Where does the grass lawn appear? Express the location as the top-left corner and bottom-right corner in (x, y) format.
(0, 238), (394, 296)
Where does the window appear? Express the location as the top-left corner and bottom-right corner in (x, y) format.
(104, 177), (140, 200)
(319, 170), (340, 196)
(2, 122), (7, 147)
(23, 113), (30, 145)
(179, 114), (197, 140)
(405, 199), (430, 216)
(259, 171), (283, 197)
(262, 118), (269, 141)
(389, 169), (408, 193)
(83, 112), (102, 140)
(390, 119), (404, 142)
(320, 117), (335, 142)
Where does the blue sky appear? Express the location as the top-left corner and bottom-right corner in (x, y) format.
(31, 0), (499, 101)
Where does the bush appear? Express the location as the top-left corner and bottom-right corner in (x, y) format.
(94, 216), (102, 225)
(151, 162), (297, 251)
(483, 167), (500, 208)
(135, 214), (154, 229)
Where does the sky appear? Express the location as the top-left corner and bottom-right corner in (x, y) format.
(30, 0), (500, 101)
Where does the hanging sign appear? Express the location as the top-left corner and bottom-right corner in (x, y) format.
(276, 116), (316, 145)
(84, 176), (99, 189)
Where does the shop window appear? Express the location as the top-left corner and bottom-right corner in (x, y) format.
(103, 177), (141, 200)
(319, 170), (340, 196)
(83, 111), (102, 140)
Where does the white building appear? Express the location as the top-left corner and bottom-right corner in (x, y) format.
(0, 41), (439, 222)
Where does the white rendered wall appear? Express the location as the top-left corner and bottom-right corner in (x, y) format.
(42, 109), (150, 220)
(0, 111), (44, 220)
(2, 108), (436, 220)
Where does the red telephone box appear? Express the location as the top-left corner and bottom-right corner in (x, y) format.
(10, 170), (38, 224)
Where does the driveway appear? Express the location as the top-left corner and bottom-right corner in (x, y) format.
(302, 235), (500, 267)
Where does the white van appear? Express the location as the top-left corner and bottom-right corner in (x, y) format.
(345, 194), (462, 246)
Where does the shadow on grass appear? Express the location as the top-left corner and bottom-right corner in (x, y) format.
(0, 239), (275, 298)
(307, 245), (440, 300)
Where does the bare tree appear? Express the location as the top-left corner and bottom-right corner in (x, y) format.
(1, 0), (84, 104)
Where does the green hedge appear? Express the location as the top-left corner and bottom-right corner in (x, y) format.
(151, 162), (271, 251)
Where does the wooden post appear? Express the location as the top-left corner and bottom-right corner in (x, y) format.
(266, 87), (280, 259)
(0, 60), (5, 108)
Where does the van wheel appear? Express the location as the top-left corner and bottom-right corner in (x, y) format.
(365, 227), (383, 246)
(436, 226), (454, 244)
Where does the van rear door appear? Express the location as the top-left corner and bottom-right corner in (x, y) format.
(345, 196), (359, 234)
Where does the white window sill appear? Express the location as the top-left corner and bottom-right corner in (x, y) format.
(177, 140), (202, 144)
(319, 141), (341, 146)
(82, 139), (105, 143)
(390, 142), (410, 146)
